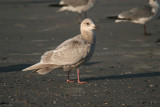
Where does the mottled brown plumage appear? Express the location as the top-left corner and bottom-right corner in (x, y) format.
(22, 18), (98, 83)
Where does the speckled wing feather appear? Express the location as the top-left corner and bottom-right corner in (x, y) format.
(119, 5), (153, 19)
(61, 0), (89, 7)
(41, 35), (90, 65)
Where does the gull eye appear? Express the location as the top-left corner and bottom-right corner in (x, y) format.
(86, 22), (90, 26)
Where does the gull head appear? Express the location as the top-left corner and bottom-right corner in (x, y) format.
(149, 0), (159, 7)
(80, 18), (99, 32)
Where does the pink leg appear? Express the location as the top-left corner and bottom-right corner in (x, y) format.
(67, 72), (75, 83)
(84, 12), (87, 18)
(143, 24), (147, 36)
(77, 68), (88, 84)
(78, 13), (82, 24)
(143, 24), (151, 36)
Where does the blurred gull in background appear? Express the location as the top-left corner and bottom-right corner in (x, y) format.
(108, 0), (159, 36)
(49, 0), (97, 22)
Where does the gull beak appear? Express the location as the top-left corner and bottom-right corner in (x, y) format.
(94, 26), (99, 29)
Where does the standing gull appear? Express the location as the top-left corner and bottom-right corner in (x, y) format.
(107, 0), (159, 35)
(22, 18), (99, 84)
(49, 0), (97, 22)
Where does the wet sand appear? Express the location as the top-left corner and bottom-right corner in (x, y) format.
(0, 0), (160, 106)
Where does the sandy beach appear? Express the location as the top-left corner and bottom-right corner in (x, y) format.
(0, 0), (160, 106)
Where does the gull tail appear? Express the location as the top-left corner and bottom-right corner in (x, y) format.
(22, 63), (60, 74)
(107, 16), (119, 20)
(48, 3), (66, 7)
(36, 68), (53, 75)
(107, 16), (131, 23)
(22, 63), (43, 71)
